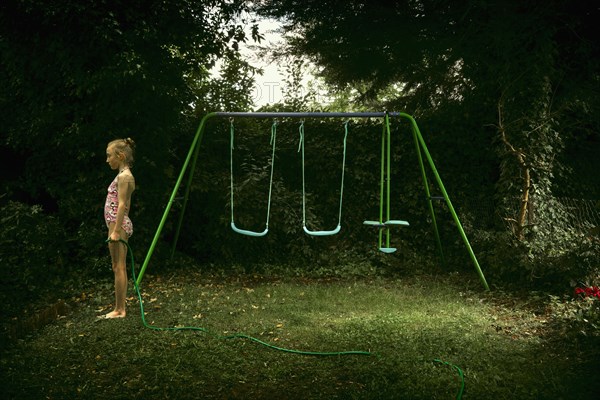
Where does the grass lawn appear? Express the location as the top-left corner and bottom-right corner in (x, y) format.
(1, 265), (599, 399)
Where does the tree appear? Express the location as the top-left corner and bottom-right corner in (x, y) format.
(0, 0), (261, 277)
(255, 0), (600, 283)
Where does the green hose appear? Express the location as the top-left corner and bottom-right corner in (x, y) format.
(434, 359), (465, 399)
(117, 238), (370, 356)
(111, 239), (464, 398)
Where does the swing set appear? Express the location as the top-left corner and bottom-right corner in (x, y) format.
(136, 112), (489, 291)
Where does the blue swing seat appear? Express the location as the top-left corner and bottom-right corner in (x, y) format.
(384, 220), (410, 227)
(363, 220), (410, 228)
(303, 224), (341, 236)
(363, 220), (386, 228)
(231, 222), (268, 237)
(364, 219), (408, 254)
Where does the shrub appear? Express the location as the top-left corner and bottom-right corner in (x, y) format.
(0, 201), (69, 305)
(548, 285), (600, 340)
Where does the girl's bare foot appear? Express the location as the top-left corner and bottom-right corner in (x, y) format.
(103, 310), (126, 319)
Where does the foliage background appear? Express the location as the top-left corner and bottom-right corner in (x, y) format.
(1, 0), (599, 317)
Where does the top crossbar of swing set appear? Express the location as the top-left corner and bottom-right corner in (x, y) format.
(215, 111), (399, 118)
(135, 111), (490, 292)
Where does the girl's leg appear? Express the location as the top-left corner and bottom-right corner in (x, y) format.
(105, 224), (128, 318)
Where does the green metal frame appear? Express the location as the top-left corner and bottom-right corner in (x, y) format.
(399, 112), (489, 290)
(135, 111), (489, 291)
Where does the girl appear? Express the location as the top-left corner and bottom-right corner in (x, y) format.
(102, 138), (136, 319)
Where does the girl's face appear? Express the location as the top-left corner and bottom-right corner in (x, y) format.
(106, 145), (123, 170)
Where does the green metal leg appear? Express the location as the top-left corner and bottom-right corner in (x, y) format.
(136, 112), (216, 286)
(400, 113), (490, 291)
(411, 124), (446, 266)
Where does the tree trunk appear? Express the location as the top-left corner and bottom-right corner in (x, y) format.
(497, 101), (532, 241)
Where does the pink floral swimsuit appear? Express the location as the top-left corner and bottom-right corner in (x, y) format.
(104, 175), (133, 237)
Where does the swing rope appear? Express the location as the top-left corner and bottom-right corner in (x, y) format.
(298, 120), (349, 236)
(229, 119), (277, 237)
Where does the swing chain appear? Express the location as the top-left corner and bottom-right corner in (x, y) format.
(297, 120), (304, 152)
(271, 118), (278, 145)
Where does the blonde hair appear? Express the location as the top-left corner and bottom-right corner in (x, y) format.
(108, 138), (136, 166)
